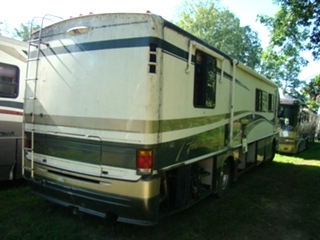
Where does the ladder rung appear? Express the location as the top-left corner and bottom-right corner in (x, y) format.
(27, 58), (39, 62)
(29, 43), (39, 47)
(29, 38), (40, 43)
(24, 147), (33, 151)
(29, 39), (45, 44)
(29, 39), (49, 46)
(25, 77), (38, 81)
(23, 166), (33, 171)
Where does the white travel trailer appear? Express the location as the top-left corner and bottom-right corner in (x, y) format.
(278, 96), (317, 154)
(23, 13), (279, 226)
(0, 36), (27, 181)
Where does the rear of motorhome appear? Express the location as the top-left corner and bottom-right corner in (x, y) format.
(0, 36), (27, 181)
(23, 13), (279, 226)
(278, 96), (317, 154)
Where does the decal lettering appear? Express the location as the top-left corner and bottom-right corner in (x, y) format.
(0, 132), (14, 137)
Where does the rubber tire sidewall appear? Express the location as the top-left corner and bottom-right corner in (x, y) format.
(217, 159), (231, 198)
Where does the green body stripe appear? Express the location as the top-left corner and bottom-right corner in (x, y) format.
(26, 112), (234, 134)
(32, 113), (271, 170)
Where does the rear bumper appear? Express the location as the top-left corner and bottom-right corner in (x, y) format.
(278, 143), (295, 154)
(24, 170), (161, 226)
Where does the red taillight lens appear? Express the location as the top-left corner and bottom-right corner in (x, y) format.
(137, 149), (153, 175)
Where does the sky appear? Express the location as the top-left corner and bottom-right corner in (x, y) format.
(0, 0), (318, 80)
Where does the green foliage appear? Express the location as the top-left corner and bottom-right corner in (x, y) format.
(257, 1), (320, 100)
(250, 44), (306, 99)
(259, 49), (284, 87)
(175, 0), (263, 70)
(12, 22), (40, 41)
(0, 21), (9, 36)
(258, 0), (320, 104)
(258, 0), (320, 60)
(12, 23), (30, 41)
(302, 74), (320, 111)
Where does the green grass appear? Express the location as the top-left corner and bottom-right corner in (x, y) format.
(1, 142), (320, 240)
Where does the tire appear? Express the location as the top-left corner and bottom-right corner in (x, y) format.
(295, 143), (300, 155)
(217, 159), (231, 198)
(267, 142), (276, 162)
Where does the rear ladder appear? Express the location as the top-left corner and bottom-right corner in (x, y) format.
(22, 14), (63, 178)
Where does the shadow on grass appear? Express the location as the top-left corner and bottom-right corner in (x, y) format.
(298, 140), (320, 161)
(1, 159), (320, 240)
(0, 178), (27, 190)
(146, 161), (320, 240)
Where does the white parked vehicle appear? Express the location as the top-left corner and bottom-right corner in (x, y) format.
(23, 13), (279, 225)
(0, 36), (27, 181)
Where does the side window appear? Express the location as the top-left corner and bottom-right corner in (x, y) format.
(268, 93), (274, 112)
(0, 63), (20, 98)
(193, 50), (217, 108)
(256, 89), (267, 112)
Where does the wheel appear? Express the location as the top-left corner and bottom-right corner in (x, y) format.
(217, 159), (231, 198)
(267, 142), (276, 162)
(295, 143), (300, 155)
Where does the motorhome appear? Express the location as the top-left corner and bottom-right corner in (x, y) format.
(278, 96), (317, 154)
(0, 36), (27, 181)
(23, 13), (279, 226)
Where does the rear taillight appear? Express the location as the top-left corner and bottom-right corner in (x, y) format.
(137, 149), (153, 175)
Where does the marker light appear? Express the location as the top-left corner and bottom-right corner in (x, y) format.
(137, 149), (153, 175)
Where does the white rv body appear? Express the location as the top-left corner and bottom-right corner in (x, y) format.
(0, 36), (27, 181)
(23, 13), (279, 225)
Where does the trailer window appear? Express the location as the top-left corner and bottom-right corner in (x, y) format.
(0, 63), (19, 98)
(256, 89), (267, 112)
(268, 93), (274, 112)
(193, 50), (217, 108)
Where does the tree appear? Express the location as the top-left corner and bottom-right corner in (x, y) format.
(258, 0), (320, 60)
(12, 22), (40, 41)
(12, 23), (30, 41)
(302, 74), (320, 112)
(257, 1), (317, 99)
(175, 0), (263, 70)
(259, 46), (305, 98)
(259, 49), (284, 88)
(0, 21), (9, 36)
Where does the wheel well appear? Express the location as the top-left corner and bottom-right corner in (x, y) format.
(270, 139), (277, 161)
(224, 156), (235, 183)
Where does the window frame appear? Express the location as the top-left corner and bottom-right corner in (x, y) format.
(0, 62), (20, 99)
(268, 93), (275, 112)
(193, 50), (217, 109)
(256, 89), (268, 112)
